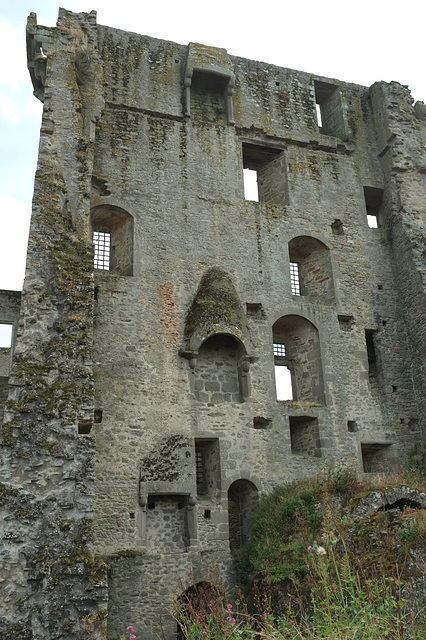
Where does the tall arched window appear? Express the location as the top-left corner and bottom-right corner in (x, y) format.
(273, 315), (324, 403)
(228, 480), (258, 550)
(90, 205), (133, 275)
(288, 236), (333, 302)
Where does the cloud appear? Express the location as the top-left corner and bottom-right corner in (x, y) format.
(0, 196), (31, 291)
(0, 94), (25, 123)
(0, 18), (29, 92)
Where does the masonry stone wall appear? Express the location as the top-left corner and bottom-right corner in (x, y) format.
(0, 8), (425, 640)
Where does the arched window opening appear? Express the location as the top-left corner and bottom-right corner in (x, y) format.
(228, 480), (258, 551)
(288, 236), (333, 302)
(90, 205), (133, 275)
(273, 315), (324, 404)
(194, 334), (247, 404)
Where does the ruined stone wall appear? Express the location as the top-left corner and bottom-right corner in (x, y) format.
(0, 10), (107, 640)
(0, 8), (425, 640)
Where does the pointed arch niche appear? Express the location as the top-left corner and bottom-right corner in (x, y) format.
(182, 268), (251, 403)
(288, 236), (334, 302)
(272, 315), (325, 404)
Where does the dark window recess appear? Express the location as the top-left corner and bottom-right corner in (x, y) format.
(246, 303), (263, 317)
(242, 143), (287, 205)
(314, 80), (344, 137)
(365, 330), (378, 381)
(338, 315), (354, 331)
(194, 439), (221, 500)
(361, 443), (393, 473)
(94, 409), (103, 423)
(78, 420), (92, 435)
(188, 70), (229, 125)
(331, 219), (344, 235)
(204, 510), (211, 519)
(364, 186), (384, 228)
(347, 420), (357, 433)
(148, 501), (155, 510)
(253, 416), (272, 429)
(289, 416), (321, 457)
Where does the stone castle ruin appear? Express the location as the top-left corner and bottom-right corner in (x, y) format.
(0, 7), (425, 639)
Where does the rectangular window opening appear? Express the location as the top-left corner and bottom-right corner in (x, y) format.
(364, 186), (383, 228)
(361, 442), (393, 473)
(289, 416), (321, 457)
(338, 315), (354, 331)
(365, 330), (378, 382)
(315, 102), (323, 128)
(194, 439), (221, 500)
(78, 420), (92, 435)
(347, 420), (357, 433)
(290, 261), (301, 296)
(0, 323), (13, 349)
(243, 168), (259, 201)
(274, 364), (293, 401)
(93, 230), (111, 270)
(242, 142), (285, 204)
(314, 80), (344, 137)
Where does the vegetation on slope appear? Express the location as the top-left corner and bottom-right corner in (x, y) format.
(173, 463), (426, 640)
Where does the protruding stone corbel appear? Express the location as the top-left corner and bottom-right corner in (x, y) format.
(187, 493), (198, 543)
(179, 348), (198, 369)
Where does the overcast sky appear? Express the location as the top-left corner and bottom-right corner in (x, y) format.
(1, 0), (425, 298)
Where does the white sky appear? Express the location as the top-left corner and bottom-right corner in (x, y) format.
(0, 0), (425, 299)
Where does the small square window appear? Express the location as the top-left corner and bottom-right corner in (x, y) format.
(273, 342), (286, 357)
